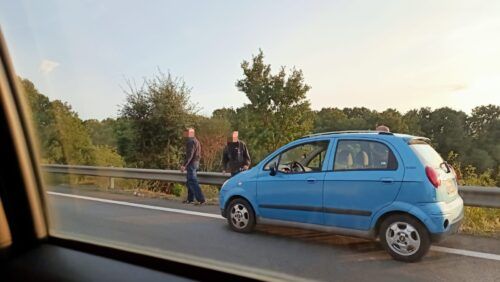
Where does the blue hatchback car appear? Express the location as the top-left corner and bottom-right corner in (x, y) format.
(219, 131), (464, 262)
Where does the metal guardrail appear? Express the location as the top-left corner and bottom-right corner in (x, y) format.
(457, 186), (500, 209)
(42, 164), (500, 208)
(42, 164), (228, 186)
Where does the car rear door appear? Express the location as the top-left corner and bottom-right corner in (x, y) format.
(323, 138), (404, 230)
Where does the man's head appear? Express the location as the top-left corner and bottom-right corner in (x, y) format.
(375, 125), (390, 132)
(184, 128), (195, 138)
(227, 131), (239, 143)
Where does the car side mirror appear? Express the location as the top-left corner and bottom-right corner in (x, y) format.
(269, 162), (278, 176)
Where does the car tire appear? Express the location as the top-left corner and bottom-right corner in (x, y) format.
(379, 214), (431, 262)
(226, 198), (256, 233)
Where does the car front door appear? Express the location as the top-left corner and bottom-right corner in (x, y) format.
(256, 140), (332, 225)
(323, 138), (404, 230)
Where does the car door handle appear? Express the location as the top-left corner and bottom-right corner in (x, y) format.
(380, 177), (394, 183)
(306, 178), (316, 184)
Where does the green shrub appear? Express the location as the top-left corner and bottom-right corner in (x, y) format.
(171, 183), (184, 197)
(448, 152), (500, 237)
(461, 207), (500, 237)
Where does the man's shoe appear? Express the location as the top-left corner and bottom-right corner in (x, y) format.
(182, 200), (194, 204)
(194, 201), (206, 205)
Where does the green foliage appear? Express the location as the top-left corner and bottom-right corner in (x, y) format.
(50, 100), (96, 164)
(21, 78), (58, 162)
(447, 152), (497, 186)
(84, 118), (118, 147)
(314, 107), (408, 133)
(92, 145), (125, 167)
(113, 117), (135, 163)
(342, 107), (378, 129)
(446, 151), (499, 236)
(462, 207), (500, 237)
(21, 79), (52, 123)
(376, 108), (408, 133)
(22, 77), (95, 165)
(461, 166), (496, 187)
(234, 50), (314, 161)
(467, 105), (500, 172)
(401, 109), (424, 136)
(119, 70), (197, 169)
(468, 104), (500, 136)
(20, 78), (123, 167)
(171, 183), (184, 197)
(426, 107), (470, 157)
(195, 117), (231, 171)
(314, 108), (349, 132)
(212, 107), (237, 121)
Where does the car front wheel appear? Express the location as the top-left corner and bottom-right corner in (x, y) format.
(380, 214), (431, 262)
(226, 198), (256, 233)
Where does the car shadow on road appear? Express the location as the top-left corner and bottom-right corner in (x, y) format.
(255, 225), (383, 253)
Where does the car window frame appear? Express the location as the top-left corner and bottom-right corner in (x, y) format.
(262, 139), (331, 174)
(331, 138), (399, 172)
(305, 148), (327, 170)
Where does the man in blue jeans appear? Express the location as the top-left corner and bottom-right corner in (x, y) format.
(180, 128), (205, 205)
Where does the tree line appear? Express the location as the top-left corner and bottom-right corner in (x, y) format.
(21, 50), (500, 185)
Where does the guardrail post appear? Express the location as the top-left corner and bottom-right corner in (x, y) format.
(109, 177), (115, 189)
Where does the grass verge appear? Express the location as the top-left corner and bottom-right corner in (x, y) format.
(460, 207), (500, 238)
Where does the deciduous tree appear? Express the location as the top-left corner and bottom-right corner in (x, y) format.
(235, 50), (314, 161)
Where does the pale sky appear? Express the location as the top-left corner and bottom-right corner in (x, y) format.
(1, 0), (499, 120)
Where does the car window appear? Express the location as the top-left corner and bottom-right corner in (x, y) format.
(263, 155), (279, 170)
(276, 141), (329, 173)
(333, 140), (397, 171)
(409, 142), (444, 169)
(308, 150), (327, 170)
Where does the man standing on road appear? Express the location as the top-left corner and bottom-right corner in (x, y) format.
(180, 128), (205, 205)
(222, 131), (251, 177)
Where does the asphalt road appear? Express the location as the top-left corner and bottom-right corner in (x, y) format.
(46, 185), (500, 282)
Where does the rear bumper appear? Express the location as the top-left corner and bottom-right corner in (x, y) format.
(430, 212), (463, 243)
(417, 196), (464, 234)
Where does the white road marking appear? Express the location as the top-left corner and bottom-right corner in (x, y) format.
(47, 191), (500, 262)
(431, 246), (500, 261)
(47, 191), (224, 219)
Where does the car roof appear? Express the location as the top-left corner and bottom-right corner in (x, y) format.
(298, 131), (429, 143)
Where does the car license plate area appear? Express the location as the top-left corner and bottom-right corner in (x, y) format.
(444, 179), (457, 195)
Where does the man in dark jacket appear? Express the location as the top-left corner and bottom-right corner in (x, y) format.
(180, 128), (205, 204)
(222, 131), (251, 177)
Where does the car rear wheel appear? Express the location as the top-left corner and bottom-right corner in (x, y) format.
(380, 214), (430, 262)
(226, 198), (255, 233)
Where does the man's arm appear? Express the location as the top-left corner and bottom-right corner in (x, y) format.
(242, 142), (251, 168)
(222, 146), (229, 171)
(183, 140), (195, 167)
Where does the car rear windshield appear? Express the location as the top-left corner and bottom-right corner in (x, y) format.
(409, 140), (444, 168)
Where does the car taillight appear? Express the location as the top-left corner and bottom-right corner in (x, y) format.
(425, 166), (441, 188)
